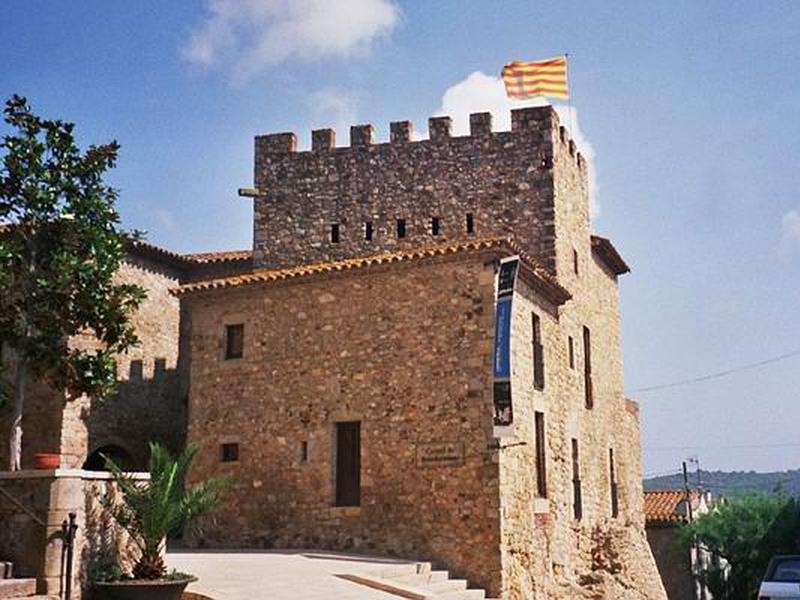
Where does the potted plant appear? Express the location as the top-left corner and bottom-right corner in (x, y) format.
(94, 441), (227, 600)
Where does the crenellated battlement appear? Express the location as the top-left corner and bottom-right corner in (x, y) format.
(254, 107), (587, 171)
(250, 106), (590, 273)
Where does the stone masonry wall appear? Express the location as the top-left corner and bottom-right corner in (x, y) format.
(252, 107), (587, 272)
(185, 254), (504, 595)
(492, 125), (665, 599)
(60, 254), (186, 469)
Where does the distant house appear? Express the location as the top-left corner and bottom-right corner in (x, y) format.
(645, 490), (716, 600)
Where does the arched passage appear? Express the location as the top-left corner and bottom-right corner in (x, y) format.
(82, 444), (138, 472)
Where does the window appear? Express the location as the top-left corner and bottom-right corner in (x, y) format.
(568, 336), (575, 369)
(431, 217), (440, 236)
(573, 249), (579, 275)
(300, 441), (309, 463)
(129, 359), (143, 380)
(466, 212), (474, 234)
(154, 358), (166, 379)
(609, 448), (619, 518)
(572, 438), (582, 519)
(335, 421), (361, 506)
(396, 219), (406, 238)
(532, 313), (544, 390)
(225, 324), (244, 360)
(330, 223), (340, 243)
(583, 326), (593, 408)
(220, 442), (239, 463)
(364, 221), (373, 241)
(534, 412), (547, 498)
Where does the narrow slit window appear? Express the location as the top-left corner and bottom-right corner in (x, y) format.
(572, 438), (582, 520)
(364, 221), (373, 241)
(466, 213), (474, 234)
(225, 324), (244, 360)
(573, 249), (579, 275)
(300, 441), (309, 463)
(330, 223), (340, 243)
(220, 442), (239, 463)
(534, 412), (547, 498)
(431, 217), (440, 236)
(583, 326), (593, 409)
(568, 336), (575, 369)
(610, 448), (619, 518)
(396, 218), (406, 238)
(532, 313), (544, 390)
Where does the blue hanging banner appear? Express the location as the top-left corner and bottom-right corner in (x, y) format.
(493, 257), (519, 430)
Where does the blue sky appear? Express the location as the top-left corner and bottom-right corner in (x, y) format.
(2, 1), (799, 476)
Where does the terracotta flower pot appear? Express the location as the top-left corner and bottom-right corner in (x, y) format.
(33, 453), (60, 470)
(94, 577), (197, 600)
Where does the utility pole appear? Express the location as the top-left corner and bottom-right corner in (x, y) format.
(683, 461), (694, 522)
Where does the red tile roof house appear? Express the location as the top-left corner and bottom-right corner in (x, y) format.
(644, 490), (719, 600)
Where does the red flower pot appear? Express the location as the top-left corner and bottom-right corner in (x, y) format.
(33, 453), (61, 470)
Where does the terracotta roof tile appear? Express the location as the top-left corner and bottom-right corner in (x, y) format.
(171, 236), (571, 304)
(644, 490), (702, 524)
(184, 250), (252, 264)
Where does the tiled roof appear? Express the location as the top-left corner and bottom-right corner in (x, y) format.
(172, 236), (571, 304)
(591, 235), (630, 276)
(184, 250), (252, 264)
(644, 490), (701, 524)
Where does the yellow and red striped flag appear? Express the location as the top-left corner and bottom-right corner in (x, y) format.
(502, 55), (569, 100)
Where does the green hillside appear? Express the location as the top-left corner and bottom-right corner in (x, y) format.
(644, 469), (800, 497)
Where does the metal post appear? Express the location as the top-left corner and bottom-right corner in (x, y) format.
(62, 512), (78, 600)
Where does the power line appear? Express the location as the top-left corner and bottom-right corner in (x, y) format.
(645, 442), (800, 452)
(628, 348), (800, 394)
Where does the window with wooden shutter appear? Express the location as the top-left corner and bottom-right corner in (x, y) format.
(534, 412), (547, 498)
(572, 438), (582, 520)
(335, 422), (361, 507)
(532, 313), (544, 390)
(610, 448), (619, 518)
(583, 326), (593, 408)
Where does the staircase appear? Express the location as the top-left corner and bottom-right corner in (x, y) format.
(339, 560), (494, 600)
(0, 562), (41, 599)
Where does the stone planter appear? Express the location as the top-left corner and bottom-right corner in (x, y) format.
(93, 576), (197, 600)
(33, 453), (60, 469)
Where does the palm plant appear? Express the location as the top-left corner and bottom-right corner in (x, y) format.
(102, 441), (228, 580)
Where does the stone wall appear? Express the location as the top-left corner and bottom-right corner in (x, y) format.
(252, 107), (587, 271)
(647, 526), (695, 600)
(184, 253), (504, 594)
(0, 469), (145, 599)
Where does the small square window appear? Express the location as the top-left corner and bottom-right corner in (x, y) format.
(330, 223), (340, 243)
(466, 213), (475, 234)
(396, 219), (406, 238)
(225, 324), (244, 360)
(431, 217), (440, 236)
(364, 221), (373, 241)
(221, 442), (239, 463)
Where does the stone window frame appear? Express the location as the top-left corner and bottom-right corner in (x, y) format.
(219, 436), (241, 464)
(221, 316), (248, 362)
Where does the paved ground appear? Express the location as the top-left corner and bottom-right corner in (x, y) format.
(167, 549), (416, 599)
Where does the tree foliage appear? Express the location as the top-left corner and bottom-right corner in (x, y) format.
(681, 493), (800, 599)
(0, 93), (145, 396)
(0, 94), (146, 468)
(102, 442), (228, 580)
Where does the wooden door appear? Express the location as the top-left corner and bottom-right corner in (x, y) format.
(335, 421), (361, 507)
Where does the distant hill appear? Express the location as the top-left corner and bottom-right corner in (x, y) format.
(644, 469), (800, 497)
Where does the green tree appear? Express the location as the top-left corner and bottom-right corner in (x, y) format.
(682, 493), (800, 599)
(102, 442), (228, 579)
(0, 95), (145, 470)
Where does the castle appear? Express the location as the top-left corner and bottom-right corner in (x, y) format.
(0, 106), (666, 599)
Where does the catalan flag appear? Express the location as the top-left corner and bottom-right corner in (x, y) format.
(502, 55), (569, 100)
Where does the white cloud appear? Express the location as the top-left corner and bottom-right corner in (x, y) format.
(183, 0), (400, 81)
(435, 71), (600, 218)
(307, 88), (359, 143)
(779, 209), (800, 258)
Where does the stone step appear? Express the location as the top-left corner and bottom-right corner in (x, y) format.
(425, 578), (469, 594)
(0, 579), (36, 598)
(389, 570), (450, 586)
(433, 589), (486, 600)
(368, 561), (432, 579)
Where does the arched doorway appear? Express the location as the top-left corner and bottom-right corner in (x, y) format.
(82, 444), (138, 472)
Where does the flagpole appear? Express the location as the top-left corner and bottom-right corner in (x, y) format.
(565, 52), (575, 136)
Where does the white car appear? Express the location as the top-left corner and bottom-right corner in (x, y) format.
(759, 556), (800, 599)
